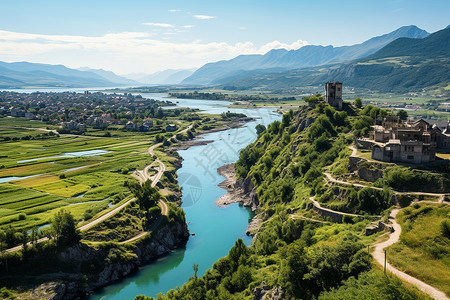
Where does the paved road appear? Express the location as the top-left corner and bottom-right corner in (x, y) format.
(372, 209), (449, 300)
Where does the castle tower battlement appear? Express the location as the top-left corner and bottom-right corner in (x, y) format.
(324, 82), (343, 110)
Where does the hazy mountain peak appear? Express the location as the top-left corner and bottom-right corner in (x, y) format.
(182, 25), (429, 85)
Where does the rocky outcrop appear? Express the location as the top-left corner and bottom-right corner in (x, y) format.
(234, 176), (260, 210)
(48, 218), (189, 299)
(348, 157), (384, 182)
(297, 117), (315, 132)
(253, 284), (285, 300)
(216, 164), (259, 211)
(357, 163), (384, 182)
(365, 220), (394, 236)
(348, 156), (367, 172)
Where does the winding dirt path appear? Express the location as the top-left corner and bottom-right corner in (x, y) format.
(372, 209), (449, 300)
(310, 196), (381, 219)
(5, 198), (134, 253)
(119, 231), (149, 244)
(122, 124), (194, 242)
(324, 172), (447, 199)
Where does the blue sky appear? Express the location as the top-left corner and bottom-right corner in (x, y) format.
(0, 0), (448, 74)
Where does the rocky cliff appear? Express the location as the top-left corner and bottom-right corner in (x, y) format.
(44, 218), (189, 299)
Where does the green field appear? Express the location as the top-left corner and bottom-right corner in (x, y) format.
(0, 125), (157, 231)
(387, 204), (450, 296)
(0, 113), (222, 233)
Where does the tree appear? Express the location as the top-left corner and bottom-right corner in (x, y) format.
(0, 229), (6, 272)
(51, 209), (80, 247)
(397, 109), (408, 121)
(128, 180), (160, 212)
(255, 124), (266, 136)
(303, 93), (324, 103)
(354, 97), (362, 108)
(193, 263), (199, 280)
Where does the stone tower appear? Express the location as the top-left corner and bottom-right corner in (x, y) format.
(324, 82), (343, 110)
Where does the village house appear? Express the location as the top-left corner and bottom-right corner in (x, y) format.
(125, 121), (137, 131)
(370, 118), (450, 164)
(166, 124), (178, 132)
(143, 118), (153, 128)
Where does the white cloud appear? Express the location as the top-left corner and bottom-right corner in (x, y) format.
(194, 15), (216, 20)
(168, 9), (181, 12)
(143, 22), (174, 28)
(182, 25), (195, 29)
(0, 30), (308, 73)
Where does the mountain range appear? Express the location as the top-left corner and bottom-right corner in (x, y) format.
(124, 69), (196, 85)
(0, 25), (447, 92)
(0, 62), (194, 89)
(182, 25), (430, 85)
(220, 26), (450, 93)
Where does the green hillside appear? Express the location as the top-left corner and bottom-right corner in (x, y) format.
(137, 103), (446, 299)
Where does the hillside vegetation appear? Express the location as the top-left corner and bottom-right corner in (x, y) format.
(136, 102), (438, 299)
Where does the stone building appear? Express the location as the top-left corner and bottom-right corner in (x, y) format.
(324, 82), (343, 110)
(371, 118), (450, 164)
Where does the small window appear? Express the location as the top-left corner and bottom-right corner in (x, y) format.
(407, 155), (414, 160)
(337, 88), (341, 91)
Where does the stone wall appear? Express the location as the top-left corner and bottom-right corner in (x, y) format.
(355, 138), (376, 149)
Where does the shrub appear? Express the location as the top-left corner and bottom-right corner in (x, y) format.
(440, 219), (450, 238)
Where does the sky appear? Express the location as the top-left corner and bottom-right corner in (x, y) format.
(0, 0), (448, 75)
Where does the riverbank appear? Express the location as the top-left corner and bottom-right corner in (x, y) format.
(216, 163), (262, 236)
(171, 117), (255, 151)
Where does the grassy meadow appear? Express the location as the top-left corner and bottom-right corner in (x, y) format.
(387, 203), (450, 296)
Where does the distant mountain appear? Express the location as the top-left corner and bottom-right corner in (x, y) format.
(220, 27), (450, 93)
(182, 25), (429, 85)
(77, 67), (140, 85)
(124, 68), (196, 85)
(0, 61), (120, 88)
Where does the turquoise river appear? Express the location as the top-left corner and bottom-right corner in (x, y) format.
(85, 94), (282, 299)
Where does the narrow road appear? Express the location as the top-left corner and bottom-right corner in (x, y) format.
(78, 199), (133, 231)
(290, 213), (327, 224)
(119, 231), (149, 244)
(324, 172), (447, 199)
(138, 143), (167, 216)
(372, 209), (449, 300)
(5, 198), (134, 253)
(324, 172), (382, 190)
(310, 196), (381, 218)
(136, 124), (193, 214)
(123, 125), (193, 242)
(349, 145), (357, 157)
